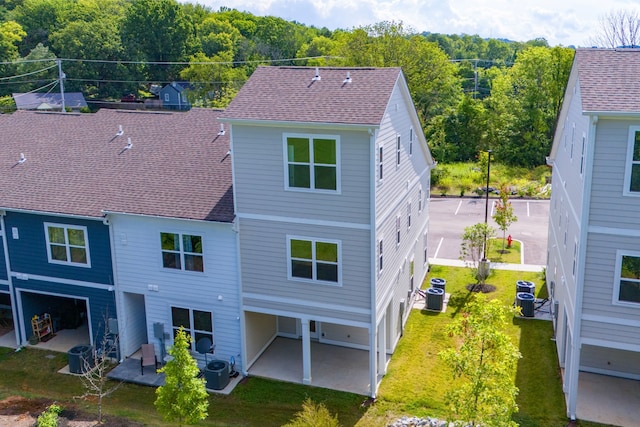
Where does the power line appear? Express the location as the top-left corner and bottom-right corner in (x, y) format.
(0, 64), (57, 81)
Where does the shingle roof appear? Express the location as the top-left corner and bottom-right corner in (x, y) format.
(0, 109), (233, 222)
(576, 48), (640, 113)
(221, 66), (402, 125)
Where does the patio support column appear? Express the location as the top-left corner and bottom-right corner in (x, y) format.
(377, 318), (386, 375)
(301, 318), (312, 385)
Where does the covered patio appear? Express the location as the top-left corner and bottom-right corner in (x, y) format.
(248, 336), (381, 396)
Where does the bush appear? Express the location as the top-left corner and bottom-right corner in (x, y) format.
(36, 404), (62, 427)
(283, 398), (341, 427)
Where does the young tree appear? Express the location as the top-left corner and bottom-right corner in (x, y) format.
(76, 314), (122, 424)
(439, 295), (521, 427)
(283, 398), (341, 427)
(493, 184), (518, 251)
(460, 222), (496, 285)
(155, 328), (208, 426)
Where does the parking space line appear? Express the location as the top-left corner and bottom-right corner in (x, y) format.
(527, 202), (530, 217)
(433, 237), (444, 258)
(454, 200), (462, 215)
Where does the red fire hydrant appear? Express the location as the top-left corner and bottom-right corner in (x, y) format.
(507, 234), (513, 248)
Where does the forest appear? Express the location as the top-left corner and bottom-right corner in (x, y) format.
(0, 0), (576, 167)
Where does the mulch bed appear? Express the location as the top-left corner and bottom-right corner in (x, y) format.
(466, 283), (497, 293)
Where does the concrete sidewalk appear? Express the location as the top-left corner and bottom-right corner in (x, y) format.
(429, 257), (544, 272)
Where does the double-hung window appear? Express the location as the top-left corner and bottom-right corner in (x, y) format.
(288, 236), (340, 284)
(285, 134), (340, 192)
(171, 307), (213, 352)
(396, 135), (401, 166)
(624, 126), (640, 195)
(161, 232), (204, 272)
(614, 251), (640, 304)
(44, 223), (90, 267)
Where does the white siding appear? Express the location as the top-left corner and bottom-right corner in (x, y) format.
(581, 344), (640, 378)
(110, 214), (241, 365)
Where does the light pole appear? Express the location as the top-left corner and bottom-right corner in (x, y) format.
(483, 150), (492, 260)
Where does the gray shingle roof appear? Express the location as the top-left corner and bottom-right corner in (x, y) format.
(0, 109), (233, 222)
(222, 66), (402, 125)
(576, 48), (640, 113)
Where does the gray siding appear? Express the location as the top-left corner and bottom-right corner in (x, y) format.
(582, 320), (640, 348)
(232, 125), (371, 224)
(239, 218), (371, 322)
(581, 344), (640, 378)
(589, 118), (640, 230)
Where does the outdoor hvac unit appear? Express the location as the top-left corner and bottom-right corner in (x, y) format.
(516, 280), (535, 295)
(426, 287), (444, 311)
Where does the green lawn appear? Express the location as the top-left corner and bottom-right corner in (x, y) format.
(0, 266), (615, 426)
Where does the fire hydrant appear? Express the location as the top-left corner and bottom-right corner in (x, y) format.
(507, 234), (513, 248)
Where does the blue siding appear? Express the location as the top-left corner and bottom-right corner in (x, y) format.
(16, 278), (116, 345)
(0, 284), (8, 292)
(0, 240), (6, 281)
(5, 212), (113, 285)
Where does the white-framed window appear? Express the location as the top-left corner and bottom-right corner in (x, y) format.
(623, 126), (640, 195)
(171, 306), (213, 352)
(580, 134), (586, 176)
(44, 223), (90, 267)
(409, 258), (415, 292)
(164, 93), (170, 102)
(570, 123), (575, 160)
(161, 232), (204, 272)
(396, 215), (401, 246)
(396, 135), (401, 166)
(378, 145), (384, 182)
(409, 127), (413, 156)
(407, 201), (412, 230)
(418, 187), (423, 213)
(423, 231), (428, 266)
(613, 250), (640, 305)
(288, 236), (341, 285)
(284, 133), (340, 192)
(378, 238), (384, 274)
(572, 240), (578, 277)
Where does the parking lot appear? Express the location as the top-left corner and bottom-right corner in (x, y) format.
(427, 197), (550, 266)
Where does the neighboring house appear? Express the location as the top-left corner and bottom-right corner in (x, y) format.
(547, 48), (640, 421)
(159, 82), (190, 111)
(12, 92), (88, 111)
(0, 109), (239, 369)
(221, 66), (434, 397)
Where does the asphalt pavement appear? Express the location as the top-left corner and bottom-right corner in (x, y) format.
(427, 197), (549, 269)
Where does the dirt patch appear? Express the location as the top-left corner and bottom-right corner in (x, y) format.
(0, 396), (143, 427)
(466, 283), (496, 293)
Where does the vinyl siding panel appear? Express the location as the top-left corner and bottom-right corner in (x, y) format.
(589, 118), (640, 230)
(110, 214), (240, 365)
(5, 212), (112, 284)
(581, 320), (640, 347)
(581, 344), (640, 377)
(232, 125), (371, 224)
(239, 217), (371, 323)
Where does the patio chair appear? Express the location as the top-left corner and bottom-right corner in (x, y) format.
(141, 343), (158, 375)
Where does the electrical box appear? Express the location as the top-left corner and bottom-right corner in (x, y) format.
(107, 318), (119, 334)
(154, 322), (165, 339)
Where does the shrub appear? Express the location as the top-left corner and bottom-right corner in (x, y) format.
(36, 404), (62, 427)
(283, 398), (341, 427)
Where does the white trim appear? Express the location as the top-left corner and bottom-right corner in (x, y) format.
(158, 231), (205, 273)
(611, 249), (640, 306)
(623, 125), (640, 197)
(582, 313), (640, 328)
(11, 271), (113, 291)
(579, 366), (640, 381)
(581, 336), (640, 353)
(102, 210), (232, 225)
(0, 215), (20, 345)
(286, 235), (342, 286)
(16, 288), (93, 347)
(0, 279), (8, 286)
(589, 225), (640, 237)
(395, 133), (401, 168)
(168, 305), (214, 352)
(1, 207), (103, 221)
(377, 143), (384, 185)
(283, 133), (341, 194)
(236, 212), (370, 230)
(219, 117), (380, 132)
(242, 292), (370, 316)
(43, 222), (91, 268)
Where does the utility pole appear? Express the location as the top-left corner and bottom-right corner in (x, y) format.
(57, 59), (66, 112)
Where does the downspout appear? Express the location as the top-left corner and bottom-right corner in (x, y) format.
(104, 214), (124, 362)
(368, 127), (378, 398)
(0, 212), (20, 348)
(567, 114), (597, 420)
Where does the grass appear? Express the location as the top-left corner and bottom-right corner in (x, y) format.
(488, 238), (521, 263)
(433, 162), (551, 198)
(0, 266), (615, 426)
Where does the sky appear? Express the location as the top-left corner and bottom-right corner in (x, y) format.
(189, 0), (637, 47)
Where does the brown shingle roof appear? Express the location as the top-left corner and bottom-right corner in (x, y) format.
(222, 66), (402, 125)
(0, 109), (233, 222)
(576, 48), (640, 113)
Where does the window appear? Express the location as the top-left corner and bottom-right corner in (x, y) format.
(407, 201), (412, 230)
(396, 215), (401, 246)
(288, 237), (340, 284)
(580, 134), (586, 175)
(615, 252), (640, 304)
(378, 239), (383, 274)
(164, 93), (170, 102)
(396, 135), (401, 166)
(423, 231), (428, 265)
(409, 259), (415, 292)
(378, 145), (384, 182)
(161, 232), (203, 272)
(570, 123), (575, 159)
(418, 188), (423, 213)
(624, 127), (640, 194)
(171, 307), (213, 352)
(44, 223), (90, 267)
(285, 134), (339, 192)
(409, 128), (413, 156)
(572, 241), (578, 277)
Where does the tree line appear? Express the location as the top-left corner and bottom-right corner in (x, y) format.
(0, 0), (576, 167)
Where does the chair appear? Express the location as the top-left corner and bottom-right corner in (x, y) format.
(195, 337), (215, 365)
(141, 343), (158, 375)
